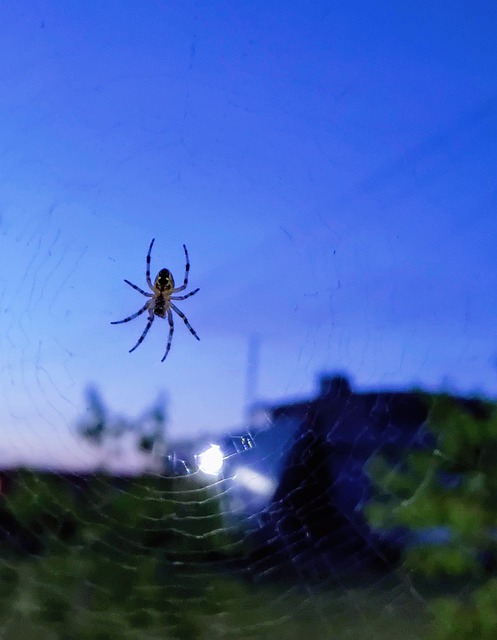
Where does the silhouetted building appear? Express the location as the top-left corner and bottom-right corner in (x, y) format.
(221, 374), (441, 580)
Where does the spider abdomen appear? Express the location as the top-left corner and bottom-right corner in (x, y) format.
(154, 295), (168, 318)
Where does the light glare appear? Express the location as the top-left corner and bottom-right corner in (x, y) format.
(233, 466), (276, 496)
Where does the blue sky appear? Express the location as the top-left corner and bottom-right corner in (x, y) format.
(0, 2), (496, 468)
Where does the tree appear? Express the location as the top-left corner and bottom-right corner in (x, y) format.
(77, 386), (168, 471)
(366, 393), (497, 639)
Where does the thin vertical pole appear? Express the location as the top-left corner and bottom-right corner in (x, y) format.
(245, 334), (260, 421)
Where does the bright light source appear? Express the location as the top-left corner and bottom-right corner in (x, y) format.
(198, 444), (224, 475)
(233, 466), (276, 496)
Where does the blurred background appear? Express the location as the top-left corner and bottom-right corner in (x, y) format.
(0, 2), (496, 639)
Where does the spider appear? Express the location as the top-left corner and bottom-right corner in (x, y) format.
(111, 239), (200, 362)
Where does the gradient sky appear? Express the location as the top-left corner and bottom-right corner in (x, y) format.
(0, 1), (496, 468)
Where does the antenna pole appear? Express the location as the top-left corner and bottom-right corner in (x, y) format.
(245, 334), (260, 421)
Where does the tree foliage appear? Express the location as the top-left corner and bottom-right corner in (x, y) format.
(0, 469), (241, 639)
(0, 390), (241, 639)
(366, 393), (497, 639)
(77, 386), (168, 470)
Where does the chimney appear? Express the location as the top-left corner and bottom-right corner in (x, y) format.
(318, 374), (351, 399)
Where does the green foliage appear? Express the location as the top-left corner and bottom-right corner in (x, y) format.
(366, 393), (497, 639)
(432, 578), (497, 640)
(0, 470), (239, 639)
(0, 469), (432, 640)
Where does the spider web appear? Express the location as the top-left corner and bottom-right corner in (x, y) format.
(0, 223), (474, 639)
(0, 224), (435, 638)
(0, 188), (433, 640)
(1, 3), (495, 639)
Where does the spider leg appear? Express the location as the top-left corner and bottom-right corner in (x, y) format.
(124, 279), (153, 297)
(171, 302), (200, 340)
(172, 244), (191, 293)
(129, 312), (155, 353)
(146, 238), (155, 290)
(161, 309), (175, 362)
(171, 287), (199, 301)
(111, 302), (149, 325)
